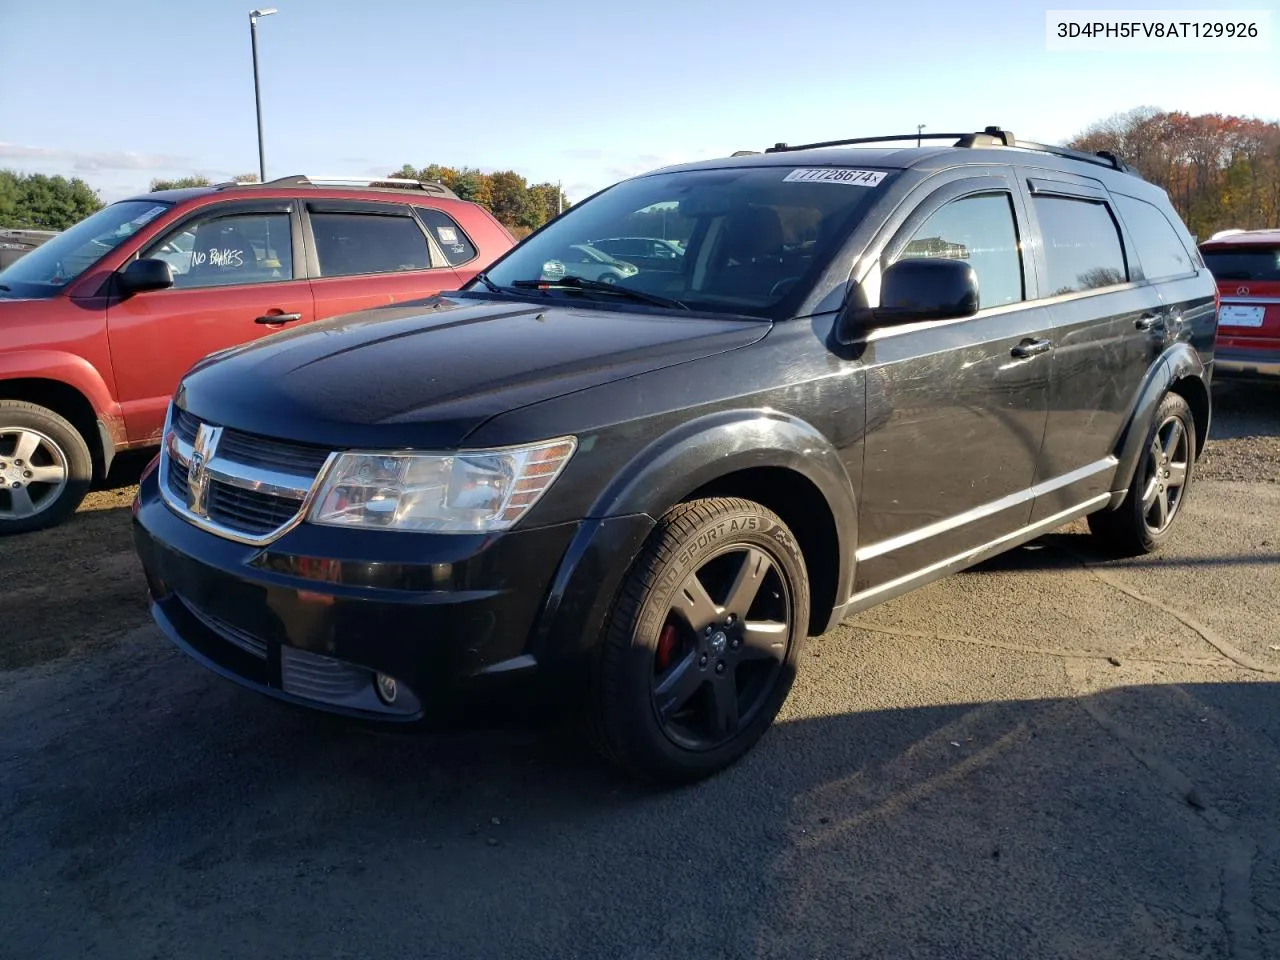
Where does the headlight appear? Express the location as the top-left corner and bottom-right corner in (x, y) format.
(307, 437), (577, 533)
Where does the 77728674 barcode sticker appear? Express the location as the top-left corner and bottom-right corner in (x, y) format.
(783, 168), (886, 187)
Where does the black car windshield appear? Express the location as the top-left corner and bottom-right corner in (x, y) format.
(1202, 246), (1280, 282)
(0, 199), (173, 299)
(477, 165), (895, 317)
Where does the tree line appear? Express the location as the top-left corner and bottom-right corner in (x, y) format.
(1067, 107), (1280, 238)
(0, 171), (102, 230)
(385, 165), (569, 237)
(4, 110), (1278, 240)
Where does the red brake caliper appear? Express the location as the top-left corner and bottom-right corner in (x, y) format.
(656, 622), (679, 672)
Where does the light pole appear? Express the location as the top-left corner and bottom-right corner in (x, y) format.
(249, 8), (277, 183)
(917, 123), (925, 147)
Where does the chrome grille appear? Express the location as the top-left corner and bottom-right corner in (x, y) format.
(159, 405), (333, 545)
(173, 407), (329, 474)
(169, 459), (191, 500)
(206, 483), (303, 535)
(173, 408), (200, 444)
(217, 430), (332, 475)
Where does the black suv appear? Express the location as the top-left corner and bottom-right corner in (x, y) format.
(131, 128), (1217, 784)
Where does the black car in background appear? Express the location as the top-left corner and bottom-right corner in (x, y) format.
(131, 127), (1217, 784)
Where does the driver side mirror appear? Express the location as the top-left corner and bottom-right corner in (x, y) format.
(838, 257), (979, 342)
(117, 257), (175, 296)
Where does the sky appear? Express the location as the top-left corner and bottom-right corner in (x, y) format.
(1, 0), (1277, 204)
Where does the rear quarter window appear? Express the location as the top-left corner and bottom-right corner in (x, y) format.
(415, 207), (478, 266)
(1113, 194), (1197, 281)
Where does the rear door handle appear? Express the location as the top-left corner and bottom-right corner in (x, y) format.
(1135, 312), (1164, 330)
(255, 312), (303, 325)
(1010, 337), (1052, 359)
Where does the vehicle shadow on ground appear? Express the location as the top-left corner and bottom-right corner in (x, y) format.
(2, 645), (1277, 959)
(970, 531), (1280, 574)
(94, 449), (154, 491)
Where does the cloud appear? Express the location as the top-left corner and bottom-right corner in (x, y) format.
(0, 142), (194, 172)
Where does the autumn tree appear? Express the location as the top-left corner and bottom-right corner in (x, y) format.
(386, 163), (570, 231)
(1068, 108), (1280, 237)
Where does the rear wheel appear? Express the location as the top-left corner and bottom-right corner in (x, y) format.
(1088, 391), (1195, 556)
(0, 401), (94, 536)
(588, 497), (810, 784)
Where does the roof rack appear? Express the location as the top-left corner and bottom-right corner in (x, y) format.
(763, 126), (1137, 175)
(218, 174), (460, 199)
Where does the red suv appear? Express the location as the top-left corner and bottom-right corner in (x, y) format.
(1199, 229), (1280, 380)
(0, 174), (514, 534)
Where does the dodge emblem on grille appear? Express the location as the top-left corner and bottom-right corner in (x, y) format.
(187, 423), (223, 517)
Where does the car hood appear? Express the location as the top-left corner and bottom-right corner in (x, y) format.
(176, 295), (770, 449)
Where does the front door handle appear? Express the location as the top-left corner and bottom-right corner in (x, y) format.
(1135, 313), (1163, 331)
(1010, 337), (1052, 359)
(255, 312), (303, 325)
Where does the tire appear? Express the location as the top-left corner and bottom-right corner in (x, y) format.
(1087, 391), (1196, 557)
(0, 400), (94, 536)
(597, 273), (619, 284)
(587, 497), (810, 784)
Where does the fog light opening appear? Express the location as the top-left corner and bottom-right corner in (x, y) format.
(374, 672), (399, 705)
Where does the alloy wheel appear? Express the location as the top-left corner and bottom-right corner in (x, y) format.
(1141, 414), (1190, 535)
(0, 427), (69, 521)
(650, 545), (792, 751)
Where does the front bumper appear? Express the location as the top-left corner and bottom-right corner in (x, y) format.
(1214, 346), (1280, 379)
(132, 465), (653, 723)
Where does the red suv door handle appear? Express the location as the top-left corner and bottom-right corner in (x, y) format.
(255, 312), (303, 325)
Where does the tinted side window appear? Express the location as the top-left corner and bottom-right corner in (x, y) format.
(895, 193), (1024, 308)
(415, 208), (478, 266)
(1114, 194), (1195, 280)
(310, 212), (430, 278)
(1033, 196), (1128, 296)
(145, 211), (294, 289)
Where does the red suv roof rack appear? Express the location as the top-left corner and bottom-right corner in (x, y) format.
(219, 174), (460, 200)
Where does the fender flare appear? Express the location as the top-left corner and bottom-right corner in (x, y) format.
(601, 409), (858, 619)
(1107, 343), (1208, 508)
(0, 349), (125, 462)
(591, 408), (857, 525)
(531, 409), (860, 665)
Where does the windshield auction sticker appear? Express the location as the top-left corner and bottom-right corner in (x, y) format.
(784, 168), (886, 186)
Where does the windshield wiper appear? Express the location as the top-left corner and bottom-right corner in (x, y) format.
(470, 271), (504, 293)
(511, 275), (689, 311)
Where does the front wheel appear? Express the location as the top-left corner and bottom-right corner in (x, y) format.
(0, 400), (94, 536)
(1088, 391), (1196, 556)
(588, 497), (810, 784)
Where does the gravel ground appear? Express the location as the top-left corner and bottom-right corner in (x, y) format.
(1198, 380), (1280, 483)
(1, 379), (1278, 960)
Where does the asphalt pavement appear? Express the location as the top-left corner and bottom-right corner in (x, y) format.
(2, 388), (1278, 960)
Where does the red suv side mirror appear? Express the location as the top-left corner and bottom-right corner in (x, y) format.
(117, 258), (175, 296)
